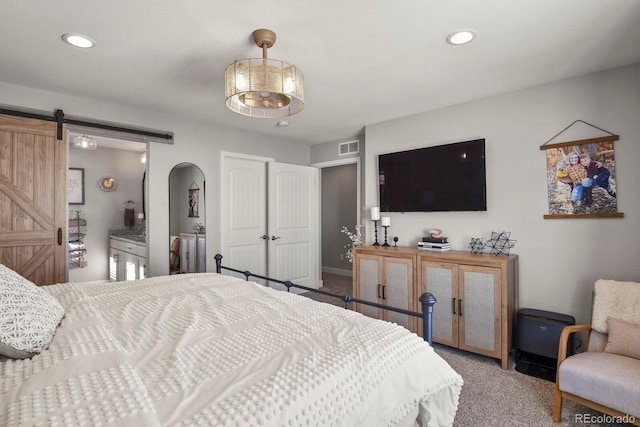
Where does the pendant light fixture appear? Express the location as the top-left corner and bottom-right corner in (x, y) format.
(72, 135), (97, 150)
(225, 29), (304, 118)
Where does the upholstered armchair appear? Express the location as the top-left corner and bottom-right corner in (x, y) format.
(553, 280), (640, 425)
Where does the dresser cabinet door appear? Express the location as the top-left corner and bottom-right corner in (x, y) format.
(383, 257), (413, 330)
(123, 252), (138, 281)
(458, 265), (501, 358)
(354, 253), (414, 332)
(109, 247), (121, 282)
(196, 234), (206, 272)
(180, 234), (197, 273)
(356, 255), (382, 320)
(137, 256), (147, 279)
(420, 260), (459, 347)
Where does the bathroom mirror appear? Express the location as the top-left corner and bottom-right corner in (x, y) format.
(169, 163), (205, 274)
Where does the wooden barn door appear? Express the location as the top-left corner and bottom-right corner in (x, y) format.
(0, 114), (67, 285)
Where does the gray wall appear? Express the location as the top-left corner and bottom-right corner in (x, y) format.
(363, 63), (640, 324)
(311, 136), (362, 164)
(6, 61), (638, 324)
(321, 164), (357, 275)
(1, 81), (311, 278)
(68, 147), (146, 282)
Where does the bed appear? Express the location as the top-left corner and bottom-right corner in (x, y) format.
(0, 261), (463, 426)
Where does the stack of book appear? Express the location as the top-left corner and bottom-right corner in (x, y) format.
(418, 236), (451, 251)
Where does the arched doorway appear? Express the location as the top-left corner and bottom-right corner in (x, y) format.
(168, 163), (205, 273)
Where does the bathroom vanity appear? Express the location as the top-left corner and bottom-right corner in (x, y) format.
(109, 235), (146, 281)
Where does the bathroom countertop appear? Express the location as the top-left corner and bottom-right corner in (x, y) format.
(109, 230), (146, 245)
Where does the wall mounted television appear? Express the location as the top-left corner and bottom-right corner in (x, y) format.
(378, 139), (486, 212)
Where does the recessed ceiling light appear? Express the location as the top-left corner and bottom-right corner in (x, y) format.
(276, 121), (289, 128)
(61, 33), (96, 49)
(446, 30), (477, 45)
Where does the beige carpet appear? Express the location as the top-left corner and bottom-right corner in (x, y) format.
(306, 273), (631, 427)
(305, 272), (353, 307)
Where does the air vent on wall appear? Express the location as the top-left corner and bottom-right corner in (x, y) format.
(339, 140), (359, 156)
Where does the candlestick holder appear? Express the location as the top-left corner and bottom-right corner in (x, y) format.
(382, 226), (390, 246)
(372, 220), (380, 246)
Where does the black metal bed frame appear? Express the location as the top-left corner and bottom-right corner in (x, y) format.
(214, 254), (437, 345)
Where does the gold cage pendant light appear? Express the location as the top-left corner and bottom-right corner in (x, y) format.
(225, 29), (304, 118)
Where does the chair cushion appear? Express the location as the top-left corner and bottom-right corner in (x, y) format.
(559, 351), (640, 417)
(605, 317), (640, 360)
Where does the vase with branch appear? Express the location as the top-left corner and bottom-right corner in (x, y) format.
(341, 225), (364, 263)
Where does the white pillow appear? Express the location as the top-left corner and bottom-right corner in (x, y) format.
(0, 263), (65, 359)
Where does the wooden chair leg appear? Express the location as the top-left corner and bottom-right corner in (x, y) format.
(552, 388), (563, 423)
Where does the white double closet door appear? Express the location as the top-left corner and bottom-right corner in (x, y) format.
(221, 153), (320, 290)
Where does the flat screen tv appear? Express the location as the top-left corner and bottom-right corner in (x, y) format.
(378, 139), (486, 212)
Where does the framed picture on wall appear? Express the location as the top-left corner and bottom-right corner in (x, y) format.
(188, 181), (199, 218)
(541, 128), (623, 219)
(68, 168), (85, 205)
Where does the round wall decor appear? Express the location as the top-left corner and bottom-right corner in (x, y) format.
(99, 177), (117, 192)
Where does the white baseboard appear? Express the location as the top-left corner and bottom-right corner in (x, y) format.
(322, 266), (353, 277)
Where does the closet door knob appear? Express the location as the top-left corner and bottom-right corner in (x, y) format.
(271, 236), (281, 240)
(260, 234), (268, 240)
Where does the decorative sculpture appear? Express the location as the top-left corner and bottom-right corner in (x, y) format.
(427, 228), (443, 238)
(468, 238), (485, 254)
(484, 231), (516, 256)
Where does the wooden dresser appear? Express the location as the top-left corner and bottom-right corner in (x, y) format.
(353, 245), (518, 369)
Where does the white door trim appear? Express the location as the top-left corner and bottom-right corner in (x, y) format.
(220, 151), (275, 163)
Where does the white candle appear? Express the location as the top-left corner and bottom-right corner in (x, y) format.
(381, 216), (390, 226)
(371, 207), (380, 221)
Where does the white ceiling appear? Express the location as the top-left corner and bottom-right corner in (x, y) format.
(2, 1), (640, 146)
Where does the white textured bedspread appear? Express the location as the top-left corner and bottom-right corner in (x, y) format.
(1, 273), (462, 426)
